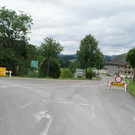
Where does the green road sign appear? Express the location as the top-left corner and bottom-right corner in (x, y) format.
(31, 60), (38, 68)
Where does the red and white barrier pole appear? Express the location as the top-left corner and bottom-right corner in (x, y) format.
(124, 84), (128, 92)
(6, 71), (12, 77)
(107, 82), (112, 90)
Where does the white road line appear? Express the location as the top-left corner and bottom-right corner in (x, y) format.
(91, 105), (94, 110)
(0, 85), (18, 89)
(20, 100), (37, 109)
(91, 105), (96, 118)
(34, 110), (48, 123)
(133, 117), (135, 121)
(0, 100), (36, 121)
(59, 101), (71, 104)
(70, 83), (106, 88)
(34, 110), (53, 135)
(79, 103), (90, 106)
(90, 83), (106, 87)
(42, 99), (89, 106)
(40, 114), (53, 135)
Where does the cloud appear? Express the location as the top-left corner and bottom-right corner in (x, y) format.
(1, 0), (135, 55)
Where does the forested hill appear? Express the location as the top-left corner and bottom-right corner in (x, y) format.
(59, 54), (117, 62)
(59, 54), (77, 61)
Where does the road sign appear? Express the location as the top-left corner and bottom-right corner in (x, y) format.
(112, 82), (125, 87)
(31, 60), (38, 68)
(75, 69), (84, 78)
(115, 76), (122, 83)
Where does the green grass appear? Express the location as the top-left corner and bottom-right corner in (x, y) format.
(128, 80), (135, 96)
(69, 59), (77, 63)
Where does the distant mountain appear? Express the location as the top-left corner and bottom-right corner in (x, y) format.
(59, 54), (78, 61)
(59, 54), (78, 58)
(104, 55), (118, 62)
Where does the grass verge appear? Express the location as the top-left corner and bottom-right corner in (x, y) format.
(127, 80), (135, 96)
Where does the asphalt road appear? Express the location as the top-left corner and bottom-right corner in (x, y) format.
(0, 76), (135, 135)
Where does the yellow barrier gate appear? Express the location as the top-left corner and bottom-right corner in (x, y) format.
(0, 67), (6, 76)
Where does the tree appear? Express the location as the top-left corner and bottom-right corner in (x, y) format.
(39, 58), (61, 78)
(95, 51), (105, 70)
(77, 34), (103, 77)
(126, 48), (135, 84)
(69, 62), (79, 73)
(0, 7), (33, 45)
(0, 7), (33, 74)
(40, 37), (63, 77)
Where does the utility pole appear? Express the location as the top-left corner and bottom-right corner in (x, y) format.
(98, 61), (100, 80)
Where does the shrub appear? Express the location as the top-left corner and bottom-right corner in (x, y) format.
(106, 73), (111, 76)
(39, 58), (60, 78)
(60, 68), (72, 78)
(86, 70), (96, 79)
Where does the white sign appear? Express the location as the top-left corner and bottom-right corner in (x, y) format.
(75, 69), (84, 78)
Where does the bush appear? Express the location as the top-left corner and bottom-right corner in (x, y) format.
(60, 68), (72, 78)
(106, 73), (111, 76)
(39, 58), (60, 78)
(26, 70), (37, 78)
(86, 70), (96, 79)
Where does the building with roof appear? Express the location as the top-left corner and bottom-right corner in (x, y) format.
(107, 53), (134, 78)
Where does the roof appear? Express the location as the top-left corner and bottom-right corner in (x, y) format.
(107, 53), (128, 66)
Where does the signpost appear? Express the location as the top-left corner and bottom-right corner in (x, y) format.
(31, 60), (38, 78)
(107, 76), (128, 91)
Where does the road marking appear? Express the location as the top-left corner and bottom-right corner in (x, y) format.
(0, 100), (36, 121)
(59, 101), (71, 104)
(70, 83), (106, 88)
(34, 110), (53, 135)
(91, 105), (94, 110)
(0, 85), (18, 89)
(133, 117), (135, 121)
(42, 99), (89, 106)
(91, 83), (106, 87)
(20, 100), (37, 109)
(79, 103), (90, 106)
(91, 105), (96, 118)
(34, 110), (48, 123)
(40, 114), (53, 135)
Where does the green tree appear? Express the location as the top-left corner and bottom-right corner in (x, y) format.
(0, 7), (33, 74)
(40, 37), (63, 77)
(39, 58), (61, 78)
(126, 48), (135, 84)
(69, 62), (79, 73)
(77, 34), (103, 77)
(95, 51), (105, 70)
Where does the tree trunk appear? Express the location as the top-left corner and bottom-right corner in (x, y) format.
(133, 69), (135, 84)
(47, 57), (50, 77)
(85, 68), (87, 79)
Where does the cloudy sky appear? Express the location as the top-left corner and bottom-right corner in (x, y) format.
(1, 0), (135, 55)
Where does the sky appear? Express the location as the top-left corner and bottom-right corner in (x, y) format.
(1, 0), (135, 55)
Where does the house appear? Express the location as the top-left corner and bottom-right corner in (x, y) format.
(107, 53), (134, 78)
